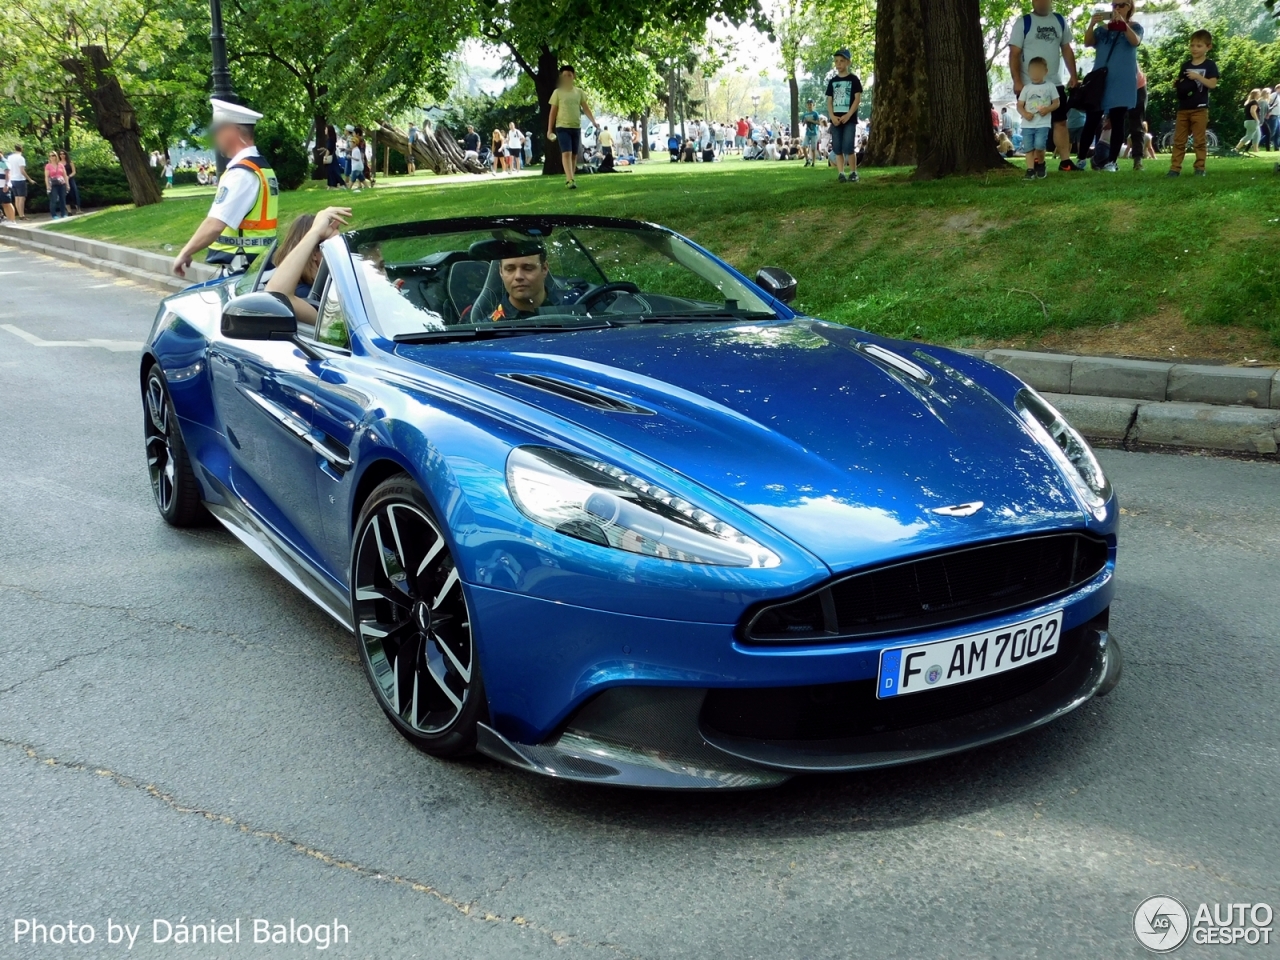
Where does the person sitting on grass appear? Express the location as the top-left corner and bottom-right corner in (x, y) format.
(265, 207), (352, 324)
(1017, 56), (1060, 180)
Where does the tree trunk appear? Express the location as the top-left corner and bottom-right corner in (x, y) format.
(60, 45), (161, 207)
(311, 110), (327, 178)
(639, 110), (650, 160)
(865, 0), (926, 167)
(377, 121), (485, 175)
(528, 46), (562, 176)
(788, 73), (799, 138)
(913, 0), (1006, 179)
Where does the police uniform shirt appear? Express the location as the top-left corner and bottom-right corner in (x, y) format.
(207, 146), (266, 230)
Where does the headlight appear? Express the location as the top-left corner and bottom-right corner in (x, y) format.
(1015, 388), (1112, 511)
(506, 447), (780, 568)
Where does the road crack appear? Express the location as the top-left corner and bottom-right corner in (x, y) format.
(0, 735), (639, 957)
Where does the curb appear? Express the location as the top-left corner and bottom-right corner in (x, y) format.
(1044, 393), (1280, 456)
(978, 348), (1278, 410)
(0, 224), (218, 290)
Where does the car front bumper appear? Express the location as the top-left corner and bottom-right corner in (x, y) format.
(475, 610), (1120, 790)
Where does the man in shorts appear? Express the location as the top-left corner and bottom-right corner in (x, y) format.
(546, 65), (597, 190)
(826, 49), (863, 182)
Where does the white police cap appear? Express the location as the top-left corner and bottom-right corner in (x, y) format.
(210, 98), (262, 127)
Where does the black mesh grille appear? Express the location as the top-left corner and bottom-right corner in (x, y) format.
(744, 532), (1109, 644)
(704, 619), (1096, 741)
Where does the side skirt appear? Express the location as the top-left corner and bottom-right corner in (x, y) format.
(204, 500), (353, 631)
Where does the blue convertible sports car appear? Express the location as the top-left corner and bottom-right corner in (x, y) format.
(140, 215), (1121, 789)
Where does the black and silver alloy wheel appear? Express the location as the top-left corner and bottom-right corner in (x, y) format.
(143, 367), (204, 527)
(352, 477), (483, 756)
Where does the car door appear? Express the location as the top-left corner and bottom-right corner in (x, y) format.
(298, 276), (376, 579)
(207, 321), (328, 565)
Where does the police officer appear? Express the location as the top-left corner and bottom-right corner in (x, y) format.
(171, 99), (279, 277)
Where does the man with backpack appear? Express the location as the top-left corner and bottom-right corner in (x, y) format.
(1009, 1), (1082, 173)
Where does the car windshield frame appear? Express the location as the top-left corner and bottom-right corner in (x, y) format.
(340, 215), (779, 343)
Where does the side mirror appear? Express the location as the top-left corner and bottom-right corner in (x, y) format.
(221, 291), (298, 340)
(755, 267), (797, 304)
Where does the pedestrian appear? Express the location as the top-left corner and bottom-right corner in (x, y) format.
(597, 124), (613, 163)
(0, 154), (13, 222)
(800, 98), (822, 166)
(407, 122), (419, 174)
(170, 99), (278, 277)
(713, 122), (725, 155)
(491, 128), (506, 174)
(5, 144), (28, 220)
(463, 124), (481, 162)
(60, 150), (80, 213)
(1127, 67), (1148, 170)
(1018, 57), (1060, 180)
(1077, 1), (1142, 172)
(1235, 89), (1263, 154)
(1000, 107), (1014, 137)
(667, 131), (680, 162)
(163, 156), (174, 189)
(1259, 88), (1273, 150)
(1267, 87), (1280, 151)
(826, 48), (863, 182)
(348, 130), (367, 190)
(1009, 0), (1081, 173)
(340, 125), (353, 180)
(507, 123), (525, 172)
(618, 123), (634, 161)
(546, 65), (596, 189)
(735, 117), (748, 153)
(1168, 30), (1219, 177)
(523, 131), (533, 166)
(44, 150), (69, 218)
(324, 124), (343, 189)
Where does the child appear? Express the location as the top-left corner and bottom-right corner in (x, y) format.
(1169, 29), (1219, 177)
(1017, 57), (1060, 180)
(163, 158), (174, 189)
(825, 48), (863, 182)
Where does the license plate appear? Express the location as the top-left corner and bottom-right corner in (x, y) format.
(876, 611), (1063, 699)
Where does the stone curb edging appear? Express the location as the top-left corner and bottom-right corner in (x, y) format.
(977, 348), (1279, 411)
(1044, 393), (1280, 456)
(3, 224), (1276, 456)
(0, 223), (218, 290)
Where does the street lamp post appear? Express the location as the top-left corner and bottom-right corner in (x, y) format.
(209, 0), (235, 174)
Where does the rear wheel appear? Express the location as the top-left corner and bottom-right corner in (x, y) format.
(351, 476), (484, 757)
(143, 366), (205, 527)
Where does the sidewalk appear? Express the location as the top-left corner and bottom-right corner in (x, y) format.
(1, 221), (1276, 457)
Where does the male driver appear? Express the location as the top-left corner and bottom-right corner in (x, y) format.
(1009, 0), (1081, 173)
(171, 99), (278, 276)
(489, 246), (561, 321)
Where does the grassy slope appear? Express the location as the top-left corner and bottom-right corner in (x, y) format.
(49, 155), (1280, 350)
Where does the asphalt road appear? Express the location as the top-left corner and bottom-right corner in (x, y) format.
(1, 248), (1277, 960)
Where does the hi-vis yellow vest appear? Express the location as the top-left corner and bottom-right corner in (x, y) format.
(208, 156), (279, 260)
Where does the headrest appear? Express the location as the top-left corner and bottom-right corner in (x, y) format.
(468, 238), (546, 261)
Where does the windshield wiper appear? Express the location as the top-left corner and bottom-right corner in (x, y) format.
(393, 319), (614, 343)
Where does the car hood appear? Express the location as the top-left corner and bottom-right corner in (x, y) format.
(395, 321), (1086, 572)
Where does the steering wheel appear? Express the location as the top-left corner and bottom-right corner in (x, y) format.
(577, 281), (641, 311)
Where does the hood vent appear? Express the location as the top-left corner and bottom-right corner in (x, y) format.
(499, 373), (653, 415)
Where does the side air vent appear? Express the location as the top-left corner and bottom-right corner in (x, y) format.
(499, 373), (653, 415)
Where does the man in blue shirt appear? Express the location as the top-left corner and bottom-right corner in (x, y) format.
(800, 98), (822, 166)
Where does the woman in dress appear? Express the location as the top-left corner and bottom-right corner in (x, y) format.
(1077, 0), (1143, 172)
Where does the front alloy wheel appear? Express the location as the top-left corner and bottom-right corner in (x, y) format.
(352, 477), (483, 757)
(143, 366), (205, 526)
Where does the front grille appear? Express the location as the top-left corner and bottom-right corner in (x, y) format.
(742, 532), (1109, 644)
(704, 619), (1097, 741)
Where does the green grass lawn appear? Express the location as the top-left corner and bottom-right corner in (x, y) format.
(50, 153), (1280, 351)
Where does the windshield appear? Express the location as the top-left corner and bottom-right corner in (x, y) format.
(346, 221), (776, 341)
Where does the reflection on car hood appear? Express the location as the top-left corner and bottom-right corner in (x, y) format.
(395, 320), (1086, 571)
